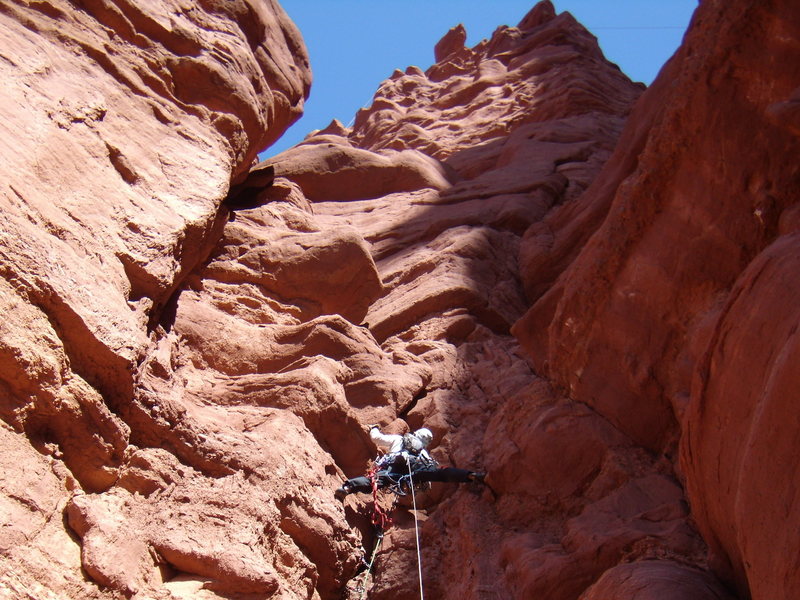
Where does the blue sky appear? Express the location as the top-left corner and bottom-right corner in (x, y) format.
(265, 1), (698, 156)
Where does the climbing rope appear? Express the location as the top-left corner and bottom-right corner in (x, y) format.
(356, 455), (428, 599)
(356, 529), (384, 600)
(407, 457), (425, 600)
(355, 462), (397, 599)
(368, 463), (392, 530)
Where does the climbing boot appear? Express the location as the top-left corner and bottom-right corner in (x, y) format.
(468, 471), (486, 484)
(334, 484), (350, 501)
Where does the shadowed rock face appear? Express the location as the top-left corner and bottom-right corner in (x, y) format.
(513, 1), (800, 599)
(1, 0), (796, 599)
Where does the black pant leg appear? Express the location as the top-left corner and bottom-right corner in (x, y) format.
(344, 476), (372, 494)
(413, 467), (473, 484)
(344, 470), (399, 495)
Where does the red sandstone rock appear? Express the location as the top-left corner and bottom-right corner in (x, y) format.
(123, 2), (685, 596)
(270, 143), (454, 201)
(682, 236), (800, 599)
(579, 561), (734, 600)
(513, 1), (800, 599)
(434, 24), (467, 62)
(1, 0), (695, 596)
(0, 0), (310, 489)
(241, 3), (718, 599)
(4, 0), (797, 599)
(0, 0), (311, 596)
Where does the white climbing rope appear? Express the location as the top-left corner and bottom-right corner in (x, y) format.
(407, 457), (425, 600)
(357, 531), (383, 600)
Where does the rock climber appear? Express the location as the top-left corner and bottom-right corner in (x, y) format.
(334, 424), (485, 500)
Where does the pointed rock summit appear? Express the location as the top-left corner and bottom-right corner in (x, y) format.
(434, 23), (468, 62)
(518, 0), (557, 30)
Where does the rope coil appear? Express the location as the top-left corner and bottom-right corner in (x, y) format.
(368, 463), (392, 530)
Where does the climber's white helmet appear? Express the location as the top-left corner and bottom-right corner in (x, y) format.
(414, 428), (433, 447)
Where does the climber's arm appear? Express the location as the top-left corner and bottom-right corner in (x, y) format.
(370, 426), (402, 452)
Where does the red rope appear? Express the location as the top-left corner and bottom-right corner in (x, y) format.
(368, 462), (392, 530)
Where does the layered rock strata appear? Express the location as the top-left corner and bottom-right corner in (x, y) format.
(0, 0), (314, 597)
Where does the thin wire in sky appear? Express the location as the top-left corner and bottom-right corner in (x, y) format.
(591, 26), (685, 30)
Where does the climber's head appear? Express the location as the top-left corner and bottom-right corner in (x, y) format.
(414, 428), (433, 447)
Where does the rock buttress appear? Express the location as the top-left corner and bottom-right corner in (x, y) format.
(514, 0), (800, 599)
(0, 0), (310, 597)
(5, 0), (793, 598)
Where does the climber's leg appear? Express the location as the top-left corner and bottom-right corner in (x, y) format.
(335, 476), (372, 499)
(413, 467), (484, 484)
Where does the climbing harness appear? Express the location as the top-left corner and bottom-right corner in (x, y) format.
(373, 452), (438, 497)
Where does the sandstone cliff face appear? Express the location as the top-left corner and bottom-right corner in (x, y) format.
(1, 0), (797, 599)
(0, 0), (312, 597)
(118, 2), (723, 598)
(513, 1), (800, 599)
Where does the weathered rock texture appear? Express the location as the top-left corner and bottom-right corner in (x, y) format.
(513, 0), (800, 599)
(1, 0), (797, 599)
(0, 0), (314, 597)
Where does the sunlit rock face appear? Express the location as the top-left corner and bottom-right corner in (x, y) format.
(2, 0), (796, 598)
(0, 0), (316, 597)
